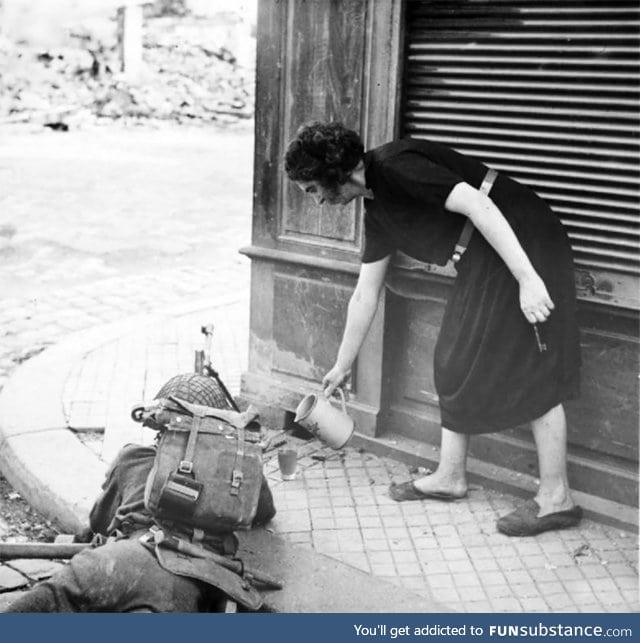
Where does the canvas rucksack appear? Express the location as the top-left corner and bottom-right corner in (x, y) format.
(132, 395), (264, 534)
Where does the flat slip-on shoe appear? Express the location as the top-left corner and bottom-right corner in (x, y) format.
(497, 499), (583, 537)
(389, 480), (464, 502)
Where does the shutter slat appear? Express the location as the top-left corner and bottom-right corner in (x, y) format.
(525, 180), (637, 200)
(408, 55), (639, 70)
(406, 77), (638, 95)
(497, 166), (638, 191)
(514, 177), (639, 201)
(571, 244), (638, 262)
(402, 1), (640, 282)
(409, 132), (640, 161)
(408, 1), (636, 16)
(568, 231), (639, 250)
(407, 88), (637, 109)
(409, 19), (640, 30)
(554, 207), (638, 226)
(536, 191), (637, 213)
(574, 259), (638, 275)
(573, 260), (638, 275)
(436, 149), (638, 175)
(410, 32), (638, 42)
(407, 99), (637, 123)
(405, 110), (637, 135)
(483, 155), (639, 177)
(407, 65), (638, 82)
(408, 44), (638, 54)
(406, 122), (636, 149)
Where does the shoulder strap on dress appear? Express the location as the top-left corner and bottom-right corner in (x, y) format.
(452, 168), (498, 264)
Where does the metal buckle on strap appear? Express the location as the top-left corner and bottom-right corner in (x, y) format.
(140, 525), (163, 545)
(230, 469), (243, 496)
(479, 167), (498, 196)
(178, 460), (193, 474)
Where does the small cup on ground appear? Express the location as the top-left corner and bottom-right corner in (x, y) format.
(277, 447), (297, 481)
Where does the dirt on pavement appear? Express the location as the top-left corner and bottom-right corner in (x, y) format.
(0, 475), (59, 542)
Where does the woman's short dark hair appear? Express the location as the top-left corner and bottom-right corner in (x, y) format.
(284, 122), (364, 186)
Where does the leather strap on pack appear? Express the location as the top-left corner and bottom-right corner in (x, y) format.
(179, 411), (203, 474)
(167, 396), (259, 430)
(452, 167), (498, 264)
(169, 395), (248, 496)
(230, 425), (245, 497)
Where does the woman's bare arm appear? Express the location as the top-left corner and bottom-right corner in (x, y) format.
(445, 181), (554, 324)
(322, 255), (391, 396)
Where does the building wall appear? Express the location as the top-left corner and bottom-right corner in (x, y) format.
(243, 0), (401, 437)
(243, 0), (638, 521)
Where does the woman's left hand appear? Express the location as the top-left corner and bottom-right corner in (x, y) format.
(322, 365), (350, 398)
(519, 273), (555, 324)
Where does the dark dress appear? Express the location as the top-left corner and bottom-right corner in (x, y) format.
(362, 139), (581, 434)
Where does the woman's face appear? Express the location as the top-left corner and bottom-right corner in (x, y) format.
(295, 179), (360, 207)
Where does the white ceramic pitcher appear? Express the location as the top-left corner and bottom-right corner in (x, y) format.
(294, 387), (355, 450)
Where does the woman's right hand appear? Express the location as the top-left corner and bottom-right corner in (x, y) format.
(518, 272), (555, 324)
(322, 365), (350, 398)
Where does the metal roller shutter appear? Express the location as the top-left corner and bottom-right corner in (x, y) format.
(402, 0), (640, 309)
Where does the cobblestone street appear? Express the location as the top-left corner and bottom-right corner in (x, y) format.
(0, 123), (253, 391)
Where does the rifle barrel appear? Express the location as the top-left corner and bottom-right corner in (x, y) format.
(169, 536), (283, 590)
(0, 542), (90, 560)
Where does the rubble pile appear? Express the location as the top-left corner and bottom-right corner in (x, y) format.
(0, 14), (255, 128)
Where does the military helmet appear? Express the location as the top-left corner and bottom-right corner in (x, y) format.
(154, 372), (232, 410)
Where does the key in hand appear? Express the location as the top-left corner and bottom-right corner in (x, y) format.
(533, 324), (547, 353)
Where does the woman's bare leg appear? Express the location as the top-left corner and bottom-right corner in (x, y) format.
(531, 403), (576, 516)
(412, 427), (469, 498)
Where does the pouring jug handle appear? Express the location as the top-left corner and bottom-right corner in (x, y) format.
(334, 386), (348, 413)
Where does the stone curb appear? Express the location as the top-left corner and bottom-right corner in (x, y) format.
(0, 295), (246, 533)
(0, 315), (157, 532)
